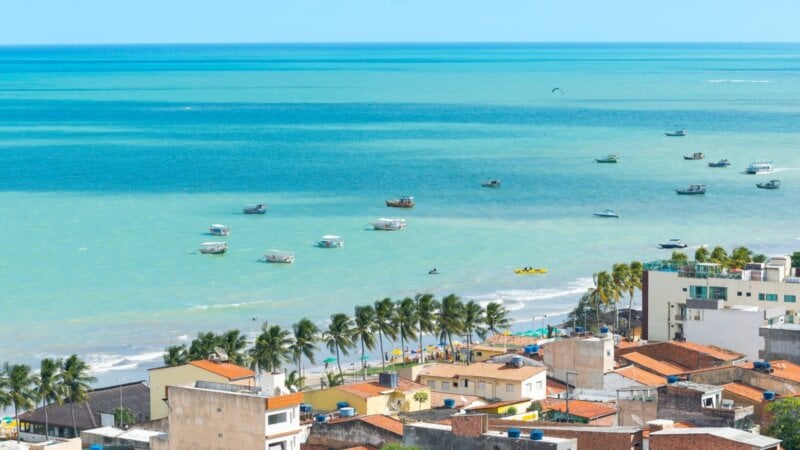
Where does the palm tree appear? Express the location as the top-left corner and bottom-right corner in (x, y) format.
(60, 355), (96, 438)
(187, 331), (220, 361)
(485, 302), (510, 335)
(374, 298), (398, 371)
(670, 251), (689, 264)
(589, 272), (613, 329)
(322, 371), (344, 388)
(462, 301), (487, 365)
(217, 330), (248, 365)
(290, 318), (319, 378)
(627, 261), (643, 339)
(36, 358), (62, 441)
(415, 293), (439, 364)
(611, 263), (630, 333)
(2, 363), (37, 442)
(353, 305), (377, 378)
(322, 313), (354, 377)
(730, 246), (753, 269)
(163, 345), (189, 366)
(250, 325), (293, 373)
(393, 298), (418, 366)
(437, 294), (464, 361)
(695, 246), (709, 263)
(113, 407), (136, 428)
(284, 370), (307, 392)
(710, 246), (729, 265)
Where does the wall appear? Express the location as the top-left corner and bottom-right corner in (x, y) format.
(759, 326), (800, 364)
(617, 397), (658, 427)
(488, 422), (643, 450)
(28, 438), (81, 450)
(684, 308), (775, 361)
(543, 336), (614, 390)
(419, 372), (546, 402)
(656, 385), (753, 428)
(303, 387), (369, 415)
(149, 365), (228, 420)
(404, 424), (576, 450)
(649, 433), (778, 450)
(308, 419), (402, 448)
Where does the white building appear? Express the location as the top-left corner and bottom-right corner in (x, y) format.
(683, 304), (785, 361)
(417, 362), (547, 401)
(543, 331), (615, 390)
(642, 256), (800, 343)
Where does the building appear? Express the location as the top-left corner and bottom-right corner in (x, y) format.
(687, 359), (800, 397)
(17, 381), (150, 442)
(148, 357), (256, 420)
(683, 304), (785, 361)
(539, 399), (617, 425)
(461, 344), (510, 363)
(542, 332), (614, 390)
(303, 373), (430, 415)
(656, 381), (755, 429)
(417, 362), (547, 402)
(488, 421), (644, 450)
(649, 427), (781, 450)
(81, 426), (166, 449)
(466, 399), (534, 415)
(404, 415), (576, 450)
(759, 323), (800, 364)
(721, 382), (771, 427)
(617, 386), (659, 426)
(642, 256), (800, 342)
(606, 365), (667, 389)
(307, 415), (403, 448)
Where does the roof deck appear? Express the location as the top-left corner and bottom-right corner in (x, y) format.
(644, 258), (799, 284)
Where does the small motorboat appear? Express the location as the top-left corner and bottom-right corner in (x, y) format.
(243, 204), (267, 214)
(481, 180), (501, 188)
(665, 130), (686, 137)
(199, 242), (227, 254)
(596, 154), (619, 163)
(514, 267), (548, 275)
(676, 184), (706, 195)
(209, 224), (230, 236)
(372, 218), (406, 231)
(708, 159), (731, 168)
(745, 160), (774, 175)
(594, 209), (619, 218)
(659, 239), (688, 249)
(264, 250), (294, 263)
(317, 235), (344, 248)
(683, 152), (705, 160)
(386, 196), (415, 208)
(756, 179), (781, 190)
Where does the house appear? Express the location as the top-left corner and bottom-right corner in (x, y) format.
(687, 359), (800, 397)
(303, 373), (430, 415)
(759, 323), (800, 364)
(539, 399), (617, 425)
(466, 398), (533, 415)
(542, 331), (615, 390)
(721, 382), (771, 427)
(17, 381), (150, 442)
(607, 365), (667, 389)
(488, 421), (644, 450)
(148, 357), (256, 420)
(81, 426), (166, 449)
(307, 415), (404, 448)
(649, 427), (781, 450)
(417, 362), (547, 402)
(460, 344), (510, 363)
(150, 372), (304, 450)
(656, 381), (755, 430)
(616, 341), (745, 374)
(618, 352), (685, 377)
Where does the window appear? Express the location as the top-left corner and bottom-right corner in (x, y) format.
(785, 295), (796, 303)
(737, 291), (742, 297)
(536, 380), (543, 390)
(703, 397), (714, 407)
(268, 412), (288, 425)
(464, 379), (469, 388)
(761, 293), (778, 302)
(477, 381), (486, 390)
(506, 384), (515, 393)
(709, 286), (727, 300)
(689, 285), (707, 299)
(746, 292), (752, 297)
(427, 381), (436, 389)
(525, 383), (532, 393)
(441, 382), (450, 391)
(758, 293), (765, 301)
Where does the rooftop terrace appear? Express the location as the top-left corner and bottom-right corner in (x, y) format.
(644, 258), (800, 284)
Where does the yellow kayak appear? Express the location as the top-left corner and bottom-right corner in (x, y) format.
(514, 268), (548, 275)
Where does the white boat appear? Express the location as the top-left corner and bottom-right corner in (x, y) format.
(594, 209), (619, 218)
(199, 242), (227, 254)
(745, 160), (774, 175)
(317, 235), (344, 248)
(372, 218), (406, 231)
(264, 250), (295, 263)
(659, 239), (688, 249)
(209, 224), (230, 236)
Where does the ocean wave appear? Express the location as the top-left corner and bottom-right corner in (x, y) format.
(84, 351), (163, 374)
(189, 300), (268, 311)
(471, 278), (593, 306)
(705, 79), (771, 83)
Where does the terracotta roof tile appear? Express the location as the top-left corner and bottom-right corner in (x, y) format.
(419, 362), (546, 382)
(723, 382), (765, 403)
(189, 360), (255, 380)
(301, 444), (329, 450)
(763, 360), (800, 383)
(335, 377), (426, 399)
(357, 415), (404, 436)
(614, 366), (668, 386)
(620, 352), (684, 376)
(546, 378), (568, 396)
(669, 341), (745, 361)
(540, 399), (617, 420)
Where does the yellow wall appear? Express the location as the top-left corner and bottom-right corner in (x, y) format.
(471, 348), (507, 363)
(149, 365), (229, 420)
(472, 399), (531, 415)
(303, 388), (368, 415)
(303, 386), (432, 416)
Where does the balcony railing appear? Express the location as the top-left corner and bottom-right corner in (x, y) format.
(674, 314), (686, 321)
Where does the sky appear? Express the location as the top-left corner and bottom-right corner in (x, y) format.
(1, 0), (799, 45)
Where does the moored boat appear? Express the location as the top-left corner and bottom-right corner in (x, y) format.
(264, 250), (295, 263)
(372, 218), (406, 231)
(386, 196), (415, 208)
(665, 130), (686, 137)
(209, 224), (230, 236)
(596, 154), (619, 163)
(514, 267), (548, 275)
(708, 159), (731, 168)
(243, 204), (267, 214)
(745, 160), (774, 175)
(199, 242), (227, 254)
(676, 184), (706, 195)
(659, 239), (688, 249)
(481, 180), (501, 188)
(594, 209), (619, 218)
(756, 179), (781, 190)
(683, 152), (705, 160)
(317, 235), (344, 248)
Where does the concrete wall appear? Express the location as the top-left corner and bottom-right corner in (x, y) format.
(28, 438), (81, 450)
(543, 336), (614, 390)
(487, 423), (643, 450)
(404, 424), (576, 450)
(419, 371), (546, 402)
(617, 397), (658, 427)
(649, 433), (778, 450)
(308, 418), (402, 448)
(149, 365), (230, 420)
(759, 326), (800, 364)
(684, 308), (781, 361)
(656, 385), (753, 428)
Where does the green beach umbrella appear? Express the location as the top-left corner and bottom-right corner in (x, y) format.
(360, 355), (370, 361)
(323, 357), (337, 364)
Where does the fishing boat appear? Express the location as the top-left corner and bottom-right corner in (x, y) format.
(372, 218), (406, 231)
(243, 204), (267, 214)
(665, 130), (686, 137)
(317, 235), (344, 248)
(659, 239), (688, 249)
(385, 196), (415, 208)
(264, 250), (295, 263)
(199, 242), (227, 254)
(683, 152), (705, 160)
(756, 179), (781, 190)
(676, 184), (706, 195)
(596, 154), (619, 163)
(745, 160), (774, 175)
(594, 209), (619, 218)
(514, 267), (548, 275)
(708, 159), (731, 168)
(209, 224), (230, 236)
(481, 180), (501, 188)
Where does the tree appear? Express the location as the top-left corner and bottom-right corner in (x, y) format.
(462, 301), (487, 365)
(36, 358), (63, 441)
(1, 363), (37, 442)
(764, 397), (800, 450)
(695, 247), (709, 263)
(290, 318), (319, 378)
(610, 263), (630, 333)
(113, 407), (136, 428)
(485, 302), (510, 335)
(506, 406), (518, 415)
(163, 345), (189, 366)
(250, 325), (293, 373)
(381, 444), (420, 450)
(437, 294), (464, 361)
(187, 331), (221, 361)
(374, 298), (398, 371)
(710, 246), (729, 265)
(792, 252), (800, 271)
(670, 251), (688, 264)
(217, 330), (248, 366)
(285, 370), (307, 392)
(322, 371), (344, 388)
(353, 305), (377, 378)
(753, 254), (767, 263)
(412, 390), (429, 411)
(567, 291), (596, 332)
(394, 298), (418, 366)
(588, 272), (613, 328)
(414, 293), (439, 364)
(60, 355), (96, 437)
(626, 261), (643, 339)
(322, 313), (354, 377)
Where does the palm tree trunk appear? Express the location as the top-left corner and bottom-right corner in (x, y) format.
(628, 294), (634, 339)
(614, 301), (619, 334)
(44, 403), (49, 441)
(448, 333), (455, 363)
(400, 331), (406, 367)
(360, 338), (366, 380)
(14, 405), (19, 443)
(418, 323), (424, 364)
(335, 345), (343, 377)
(378, 329), (386, 371)
(71, 402), (78, 438)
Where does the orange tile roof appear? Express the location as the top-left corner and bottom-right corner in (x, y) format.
(546, 378), (568, 396)
(766, 360), (800, 383)
(669, 341), (745, 361)
(419, 362), (546, 382)
(429, 391), (482, 408)
(723, 382), (765, 403)
(614, 366), (668, 386)
(540, 399), (617, 420)
(335, 377), (426, 399)
(189, 360), (256, 380)
(620, 352), (684, 376)
(357, 415), (404, 436)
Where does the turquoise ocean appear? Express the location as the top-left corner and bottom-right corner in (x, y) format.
(1, 43), (800, 386)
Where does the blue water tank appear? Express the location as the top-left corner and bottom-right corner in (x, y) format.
(444, 398), (456, 409)
(530, 430), (544, 441)
(336, 401), (350, 409)
(531, 345), (539, 353)
(511, 355), (524, 367)
(300, 403), (312, 413)
(600, 326), (609, 334)
(90, 445), (103, 450)
(507, 428), (521, 438)
(524, 345), (536, 354)
(763, 361), (772, 370)
(314, 414), (328, 423)
(754, 361), (764, 369)
(667, 375), (679, 384)
(339, 407), (355, 417)
(764, 391), (776, 400)
(575, 327), (584, 333)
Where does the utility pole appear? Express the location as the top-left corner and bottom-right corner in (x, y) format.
(565, 371), (578, 423)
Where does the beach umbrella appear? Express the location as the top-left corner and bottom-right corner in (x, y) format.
(391, 348), (403, 356)
(1, 417), (12, 424)
(323, 357), (337, 364)
(426, 345), (439, 352)
(360, 355), (370, 361)
(503, 330), (511, 336)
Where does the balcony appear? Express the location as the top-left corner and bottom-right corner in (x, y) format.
(674, 314), (686, 321)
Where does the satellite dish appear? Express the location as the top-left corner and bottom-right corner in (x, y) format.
(631, 414), (644, 426)
(213, 347), (230, 362)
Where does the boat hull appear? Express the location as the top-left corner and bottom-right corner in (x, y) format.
(514, 268), (547, 274)
(596, 159), (618, 163)
(385, 201), (414, 208)
(594, 213), (619, 218)
(659, 244), (688, 249)
(675, 191), (705, 195)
